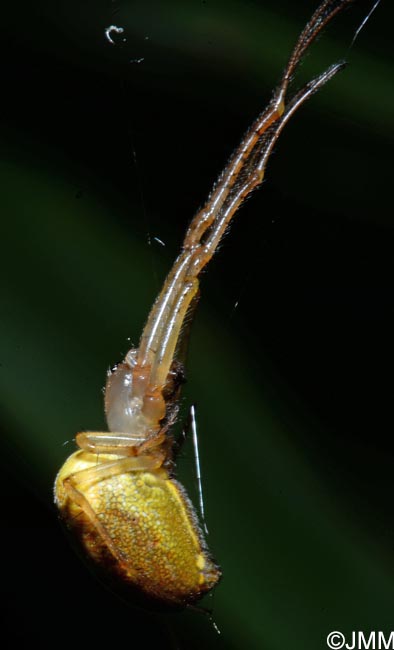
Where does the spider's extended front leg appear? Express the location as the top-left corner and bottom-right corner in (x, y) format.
(134, 0), (355, 399)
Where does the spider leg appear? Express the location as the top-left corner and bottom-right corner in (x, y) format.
(65, 453), (165, 491)
(133, 1), (355, 402)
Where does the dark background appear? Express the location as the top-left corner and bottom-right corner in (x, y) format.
(1, 1), (393, 648)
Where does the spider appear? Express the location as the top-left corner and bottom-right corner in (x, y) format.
(55, 0), (359, 609)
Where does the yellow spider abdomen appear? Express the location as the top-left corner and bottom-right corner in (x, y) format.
(55, 450), (221, 608)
